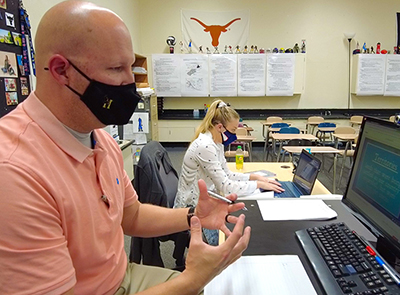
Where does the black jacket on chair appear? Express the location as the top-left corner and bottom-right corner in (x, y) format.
(129, 141), (187, 268)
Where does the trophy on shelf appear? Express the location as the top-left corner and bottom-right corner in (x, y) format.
(229, 45), (233, 54)
(223, 45), (228, 54)
(179, 41), (184, 54)
(199, 45), (204, 53)
(293, 43), (300, 53)
(301, 39), (306, 53)
(243, 45), (248, 54)
(213, 46), (220, 54)
(376, 42), (381, 54)
(235, 45), (241, 54)
(254, 46), (259, 53)
(362, 43), (367, 54)
(166, 36), (176, 54)
(250, 45), (255, 54)
(370, 46), (375, 54)
(206, 47), (211, 54)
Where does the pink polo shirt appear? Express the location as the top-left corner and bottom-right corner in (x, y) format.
(0, 93), (137, 294)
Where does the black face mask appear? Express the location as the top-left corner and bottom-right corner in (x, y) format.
(64, 60), (141, 125)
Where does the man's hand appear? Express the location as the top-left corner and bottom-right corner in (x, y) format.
(195, 179), (245, 234)
(181, 214), (251, 290)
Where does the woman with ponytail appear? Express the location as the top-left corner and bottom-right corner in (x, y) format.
(174, 99), (283, 245)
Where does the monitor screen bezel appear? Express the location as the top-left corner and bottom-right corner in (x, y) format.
(342, 116), (400, 263)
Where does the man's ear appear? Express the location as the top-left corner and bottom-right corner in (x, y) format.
(46, 54), (70, 86)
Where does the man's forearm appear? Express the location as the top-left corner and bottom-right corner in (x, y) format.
(122, 203), (191, 237)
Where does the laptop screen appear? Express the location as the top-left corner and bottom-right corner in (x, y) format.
(293, 150), (322, 195)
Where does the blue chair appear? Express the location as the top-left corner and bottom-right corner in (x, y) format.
(316, 122), (336, 145)
(270, 122), (290, 129)
(279, 127), (300, 134)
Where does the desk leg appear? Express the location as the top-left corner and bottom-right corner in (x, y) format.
(264, 128), (270, 161)
(333, 154), (337, 194)
(276, 142), (283, 162)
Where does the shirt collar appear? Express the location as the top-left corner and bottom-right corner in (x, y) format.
(22, 92), (94, 163)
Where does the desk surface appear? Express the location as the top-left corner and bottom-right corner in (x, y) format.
(271, 133), (318, 141)
(226, 162), (376, 295)
(227, 162), (330, 195)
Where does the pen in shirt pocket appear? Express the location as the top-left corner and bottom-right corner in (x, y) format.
(207, 190), (248, 211)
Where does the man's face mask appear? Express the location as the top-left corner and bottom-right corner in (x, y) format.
(63, 60), (141, 125)
(221, 126), (237, 146)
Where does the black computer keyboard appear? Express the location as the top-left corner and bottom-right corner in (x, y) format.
(296, 222), (400, 295)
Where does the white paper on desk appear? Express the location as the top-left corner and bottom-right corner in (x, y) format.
(257, 199), (337, 221)
(237, 189), (274, 200)
(204, 255), (317, 295)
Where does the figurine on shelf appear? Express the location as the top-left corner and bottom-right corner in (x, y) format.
(279, 48), (284, 53)
(188, 39), (192, 53)
(213, 46), (220, 54)
(179, 41), (184, 54)
(229, 45), (233, 54)
(223, 45), (228, 54)
(254, 45), (259, 53)
(293, 43), (300, 53)
(243, 45), (248, 54)
(362, 42), (367, 54)
(353, 42), (360, 54)
(366, 48), (370, 54)
(376, 42), (381, 54)
(370, 46), (375, 54)
(250, 45), (254, 54)
(272, 47), (279, 53)
(166, 35), (176, 54)
(285, 48), (293, 53)
(394, 46), (397, 54)
(301, 39), (306, 53)
(235, 45), (241, 54)
(199, 45), (204, 54)
(259, 47), (265, 54)
(206, 47), (211, 54)
(266, 48), (272, 53)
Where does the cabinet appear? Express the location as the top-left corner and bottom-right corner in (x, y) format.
(133, 53), (149, 88)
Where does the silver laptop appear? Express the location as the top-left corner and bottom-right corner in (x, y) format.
(274, 150), (322, 198)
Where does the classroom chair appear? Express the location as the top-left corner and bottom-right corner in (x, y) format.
(306, 116), (324, 135)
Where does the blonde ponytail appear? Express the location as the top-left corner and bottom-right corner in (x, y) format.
(192, 99), (240, 141)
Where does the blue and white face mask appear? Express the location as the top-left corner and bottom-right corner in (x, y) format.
(221, 127), (237, 146)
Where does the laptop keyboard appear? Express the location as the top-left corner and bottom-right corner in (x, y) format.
(296, 222), (400, 295)
(274, 181), (301, 198)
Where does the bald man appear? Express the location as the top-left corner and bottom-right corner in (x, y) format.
(0, 1), (250, 295)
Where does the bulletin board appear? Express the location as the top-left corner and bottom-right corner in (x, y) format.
(0, 0), (31, 118)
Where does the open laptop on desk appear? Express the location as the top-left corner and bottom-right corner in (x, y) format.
(273, 150), (322, 198)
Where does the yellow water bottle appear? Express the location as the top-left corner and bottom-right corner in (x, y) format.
(235, 145), (244, 170)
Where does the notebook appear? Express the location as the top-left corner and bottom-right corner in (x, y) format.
(274, 150), (322, 198)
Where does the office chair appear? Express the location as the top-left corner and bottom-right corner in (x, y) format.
(129, 141), (189, 270)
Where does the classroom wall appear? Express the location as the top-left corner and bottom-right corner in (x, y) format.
(136, 0), (400, 111)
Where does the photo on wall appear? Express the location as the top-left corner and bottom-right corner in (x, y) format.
(5, 12), (14, 28)
(0, 28), (14, 44)
(0, 0), (7, 9)
(16, 54), (25, 76)
(0, 51), (18, 77)
(5, 92), (18, 105)
(20, 77), (29, 95)
(4, 78), (16, 91)
(12, 32), (22, 46)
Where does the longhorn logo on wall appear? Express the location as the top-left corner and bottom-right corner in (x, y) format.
(181, 9), (249, 52)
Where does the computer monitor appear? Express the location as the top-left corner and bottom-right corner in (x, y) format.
(342, 116), (400, 267)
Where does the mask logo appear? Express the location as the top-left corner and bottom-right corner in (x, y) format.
(103, 97), (113, 109)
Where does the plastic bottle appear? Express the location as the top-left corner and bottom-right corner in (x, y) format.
(236, 146), (244, 170)
(204, 104), (208, 114)
(134, 148), (141, 164)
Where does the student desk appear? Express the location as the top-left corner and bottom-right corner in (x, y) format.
(225, 162), (376, 295)
(282, 146), (341, 193)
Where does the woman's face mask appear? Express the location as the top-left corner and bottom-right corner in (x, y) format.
(63, 60), (141, 126)
(221, 126), (237, 146)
